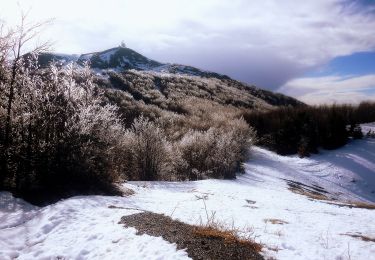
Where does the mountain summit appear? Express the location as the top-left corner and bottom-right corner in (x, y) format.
(38, 46), (230, 80)
(37, 47), (304, 110)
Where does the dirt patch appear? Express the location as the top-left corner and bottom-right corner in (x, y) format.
(264, 219), (289, 225)
(120, 212), (264, 260)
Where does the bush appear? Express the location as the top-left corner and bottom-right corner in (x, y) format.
(127, 116), (171, 181)
(176, 118), (255, 180)
(0, 60), (127, 194)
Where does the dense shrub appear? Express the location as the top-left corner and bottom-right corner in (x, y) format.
(126, 116), (171, 181)
(0, 60), (127, 194)
(172, 120), (254, 180)
(105, 91), (257, 181)
(244, 103), (375, 157)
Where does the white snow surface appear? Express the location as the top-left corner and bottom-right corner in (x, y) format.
(0, 194), (189, 260)
(362, 122), (375, 135)
(1, 131), (375, 259)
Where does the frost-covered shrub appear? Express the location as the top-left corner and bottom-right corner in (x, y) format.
(178, 129), (215, 180)
(127, 116), (171, 181)
(0, 59), (127, 193)
(176, 118), (255, 180)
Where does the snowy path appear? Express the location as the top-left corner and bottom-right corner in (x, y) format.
(1, 133), (375, 259)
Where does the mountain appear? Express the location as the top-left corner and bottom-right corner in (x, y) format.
(37, 46), (304, 110)
(38, 46), (231, 80)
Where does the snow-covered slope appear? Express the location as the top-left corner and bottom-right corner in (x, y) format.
(1, 132), (374, 259)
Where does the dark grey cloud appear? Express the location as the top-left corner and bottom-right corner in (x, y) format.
(147, 47), (308, 90)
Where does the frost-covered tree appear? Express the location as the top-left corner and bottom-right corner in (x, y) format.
(0, 13), (51, 188)
(0, 53), (128, 193)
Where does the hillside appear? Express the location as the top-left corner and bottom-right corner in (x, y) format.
(37, 47), (304, 112)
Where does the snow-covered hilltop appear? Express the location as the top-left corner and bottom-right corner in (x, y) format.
(1, 125), (374, 260)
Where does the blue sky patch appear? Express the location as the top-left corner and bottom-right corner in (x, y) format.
(306, 51), (375, 77)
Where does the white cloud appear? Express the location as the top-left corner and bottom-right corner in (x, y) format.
(280, 74), (375, 104)
(1, 0), (375, 91)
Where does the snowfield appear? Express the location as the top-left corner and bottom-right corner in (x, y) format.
(1, 127), (375, 259)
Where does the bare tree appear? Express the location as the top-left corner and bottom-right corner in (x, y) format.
(0, 11), (51, 185)
(4, 11), (51, 145)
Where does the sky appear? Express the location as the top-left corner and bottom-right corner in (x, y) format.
(1, 0), (375, 104)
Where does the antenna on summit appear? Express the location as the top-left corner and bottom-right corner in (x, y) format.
(120, 41), (126, 48)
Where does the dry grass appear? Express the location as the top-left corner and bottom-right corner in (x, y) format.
(323, 201), (375, 210)
(193, 226), (263, 252)
(341, 233), (375, 242)
(346, 201), (375, 210)
(264, 219), (289, 225)
(288, 186), (330, 201)
(195, 195), (263, 253)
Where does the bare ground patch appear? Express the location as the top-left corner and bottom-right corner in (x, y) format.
(120, 212), (264, 260)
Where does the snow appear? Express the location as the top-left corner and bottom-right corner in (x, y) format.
(1, 129), (375, 259)
(246, 139), (375, 203)
(361, 122), (375, 135)
(0, 193), (189, 260)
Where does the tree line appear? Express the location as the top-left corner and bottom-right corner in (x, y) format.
(243, 102), (375, 157)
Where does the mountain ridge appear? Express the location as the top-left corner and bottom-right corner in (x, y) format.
(38, 46), (232, 80)
(36, 46), (305, 110)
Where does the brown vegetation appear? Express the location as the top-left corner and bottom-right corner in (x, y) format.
(121, 212), (264, 260)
